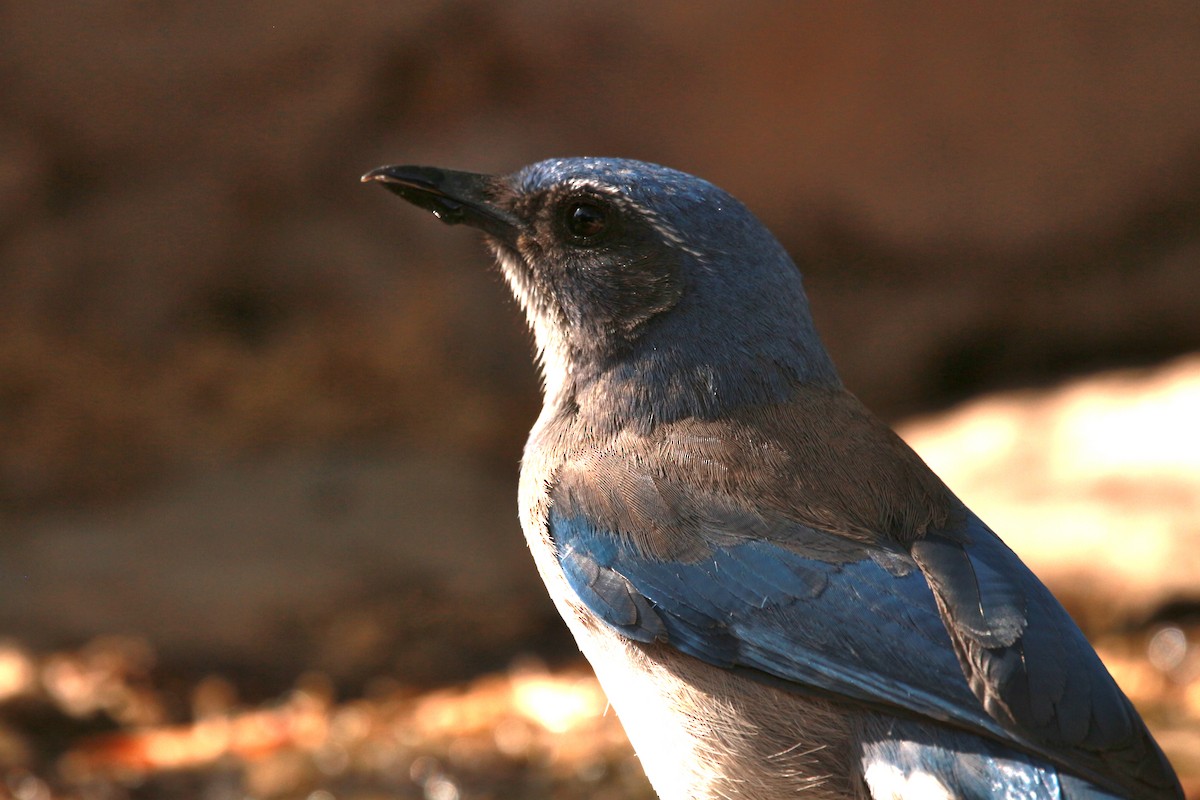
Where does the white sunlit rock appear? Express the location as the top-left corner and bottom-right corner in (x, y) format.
(899, 354), (1200, 615)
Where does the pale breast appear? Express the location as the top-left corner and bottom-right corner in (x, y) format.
(517, 412), (865, 798)
(558, 599), (863, 799)
(518, 466), (862, 797)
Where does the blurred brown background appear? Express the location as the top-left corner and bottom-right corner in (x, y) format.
(1, 2), (1199, 798)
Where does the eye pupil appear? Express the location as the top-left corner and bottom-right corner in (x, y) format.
(566, 202), (608, 240)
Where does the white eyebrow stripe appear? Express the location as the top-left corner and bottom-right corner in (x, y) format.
(559, 179), (704, 259)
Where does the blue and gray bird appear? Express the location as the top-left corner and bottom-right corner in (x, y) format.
(363, 157), (1182, 799)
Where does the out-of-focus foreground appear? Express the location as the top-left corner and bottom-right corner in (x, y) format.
(0, 359), (1197, 799)
(2, 3), (1200, 799)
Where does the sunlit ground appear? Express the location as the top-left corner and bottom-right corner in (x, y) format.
(1, 648), (649, 800)
(901, 354), (1200, 616)
(2, 356), (1198, 799)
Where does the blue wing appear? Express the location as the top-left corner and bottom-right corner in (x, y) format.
(550, 505), (1178, 798)
(554, 510), (984, 724)
(554, 508), (986, 726)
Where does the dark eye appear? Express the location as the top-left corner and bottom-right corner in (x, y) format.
(564, 200), (609, 243)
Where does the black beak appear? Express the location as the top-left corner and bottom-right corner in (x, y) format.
(361, 165), (520, 245)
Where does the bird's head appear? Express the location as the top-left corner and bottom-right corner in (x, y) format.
(364, 157), (839, 425)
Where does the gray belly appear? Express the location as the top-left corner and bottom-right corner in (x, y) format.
(564, 611), (866, 800)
